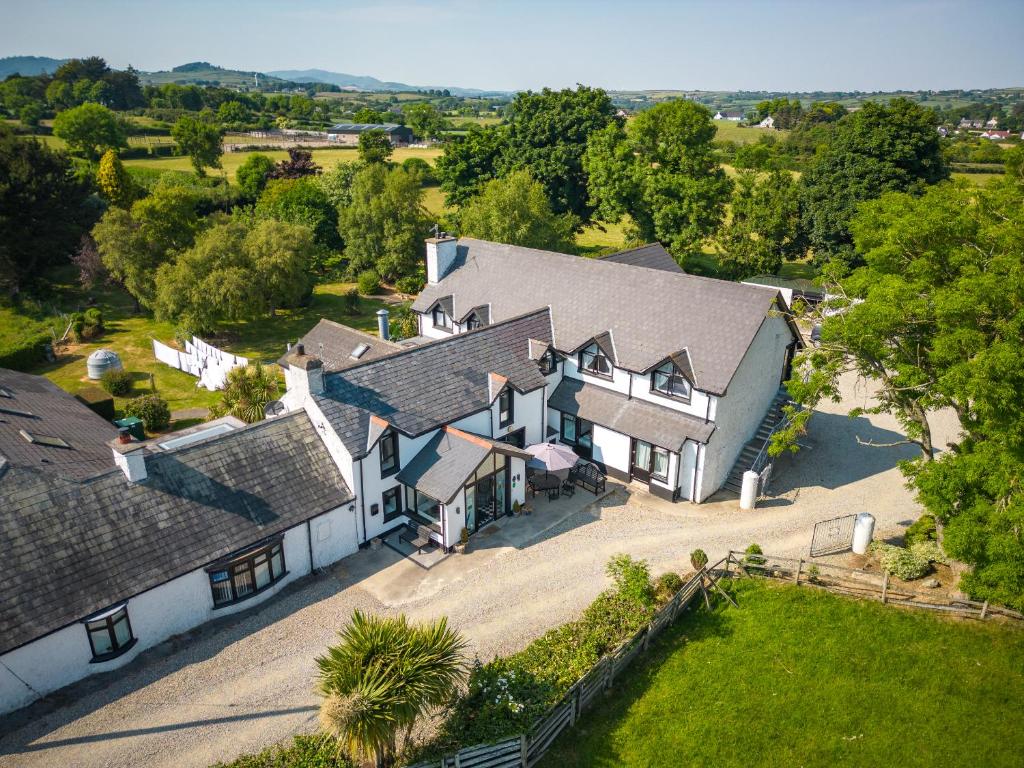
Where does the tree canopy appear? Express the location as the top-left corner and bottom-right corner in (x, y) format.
(459, 170), (575, 252)
(357, 129), (394, 164)
(235, 153), (275, 200)
(584, 99), (731, 261)
(436, 124), (507, 208)
(96, 148), (137, 209)
(52, 102), (126, 159)
(170, 115), (223, 177)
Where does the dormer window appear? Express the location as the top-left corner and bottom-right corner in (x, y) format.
(432, 305), (453, 330)
(380, 431), (399, 477)
(579, 343), (612, 378)
(539, 349), (558, 375)
(498, 388), (514, 428)
(466, 314), (482, 331)
(651, 360), (692, 402)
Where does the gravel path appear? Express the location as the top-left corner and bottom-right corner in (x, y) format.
(0, 372), (960, 768)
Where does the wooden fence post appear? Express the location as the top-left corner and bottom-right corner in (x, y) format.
(981, 600), (989, 619)
(569, 687), (578, 725)
(794, 558), (802, 585)
(454, 751), (461, 768)
(520, 733), (528, 767)
(881, 571), (889, 604)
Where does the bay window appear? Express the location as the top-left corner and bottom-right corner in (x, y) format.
(84, 603), (136, 662)
(208, 538), (286, 608)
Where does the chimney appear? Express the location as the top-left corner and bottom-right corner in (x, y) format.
(376, 309), (390, 341)
(425, 234), (457, 285)
(111, 428), (147, 482)
(286, 342), (324, 398)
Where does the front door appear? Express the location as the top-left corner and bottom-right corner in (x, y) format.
(495, 466), (508, 516)
(476, 475), (496, 527)
(576, 420), (593, 460)
(631, 439), (652, 483)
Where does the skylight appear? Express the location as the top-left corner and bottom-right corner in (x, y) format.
(19, 429), (71, 449)
(350, 343), (371, 360)
(0, 386), (12, 398)
(0, 405), (35, 418)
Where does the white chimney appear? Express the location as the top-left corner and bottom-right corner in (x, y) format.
(111, 429), (147, 482)
(286, 342), (324, 398)
(376, 309), (390, 340)
(426, 234), (457, 285)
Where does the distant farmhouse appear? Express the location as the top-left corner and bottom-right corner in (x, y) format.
(326, 123), (414, 146)
(713, 111), (744, 121)
(980, 130), (1013, 141)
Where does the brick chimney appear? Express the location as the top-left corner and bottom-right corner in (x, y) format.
(285, 342), (324, 398)
(426, 234), (457, 285)
(111, 428), (147, 482)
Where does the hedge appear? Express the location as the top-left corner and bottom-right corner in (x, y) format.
(0, 334), (51, 371)
(75, 387), (115, 421)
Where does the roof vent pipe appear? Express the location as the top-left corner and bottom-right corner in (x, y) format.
(376, 309), (390, 341)
(295, 342), (305, 356)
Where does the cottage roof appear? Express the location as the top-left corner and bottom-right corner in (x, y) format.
(396, 426), (531, 504)
(598, 243), (683, 274)
(313, 310), (553, 457)
(0, 367), (119, 481)
(413, 238), (791, 395)
(548, 378), (715, 451)
(327, 123), (410, 134)
(277, 319), (402, 373)
(0, 411), (353, 654)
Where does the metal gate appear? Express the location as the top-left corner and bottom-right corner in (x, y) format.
(810, 514), (857, 556)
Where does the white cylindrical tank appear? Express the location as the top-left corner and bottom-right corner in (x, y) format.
(739, 470), (759, 510)
(852, 513), (876, 554)
(86, 348), (123, 380)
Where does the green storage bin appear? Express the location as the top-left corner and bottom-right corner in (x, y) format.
(114, 416), (145, 441)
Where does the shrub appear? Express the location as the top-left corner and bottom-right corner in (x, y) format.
(395, 274), (425, 295)
(910, 540), (949, 566)
(67, 312), (85, 342)
(806, 564), (821, 583)
(390, 305), (419, 341)
(402, 157), (436, 185)
(904, 514), (937, 547)
(82, 307), (104, 339)
(100, 368), (133, 396)
(74, 386), (115, 420)
(690, 548), (709, 571)
(356, 269), (380, 296)
(124, 394), (171, 432)
(339, 287), (360, 315)
(655, 572), (684, 604)
(0, 333), (51, 371)
(211, 733), (353, 768)
(871, 542), (933, 580)
(606, 554), (656, 609)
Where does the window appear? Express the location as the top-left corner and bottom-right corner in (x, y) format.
(498, 389), (514, 427)
(380, 431), (399, 476)
(561, 412), (577, 443)
(651, 446), (670, 481)
(208, 539), (286, 608)
(84, 604), (136, 662)
(539, 349), (558, 375)
(382, 486), (403, 522)
(651, 361), (692, 402)
(579, 343), (612, 378)
(465, 314), (482, 331)
(432, 305), (452, 330)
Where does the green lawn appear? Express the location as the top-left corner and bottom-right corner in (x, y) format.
(4, 269), (397, 431)
(540, 580), (1024, 768)
(951, 171), (1003, 187)
(714, 121), (790, 145)
(123, 146), (443, 183)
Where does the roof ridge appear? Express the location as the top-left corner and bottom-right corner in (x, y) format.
(315, 318), (404, 348)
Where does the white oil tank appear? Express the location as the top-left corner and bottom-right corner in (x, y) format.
(739, 470), (759, 510)
(86, 348), (123, 380)
(852, 513), (876, 554)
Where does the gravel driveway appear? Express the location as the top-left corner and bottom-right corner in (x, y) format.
(0, 372), (960, 768)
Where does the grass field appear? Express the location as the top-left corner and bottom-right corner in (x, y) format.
(3, 268), (396, 430)
(952, 171), (1004, 186)
(714, 121), (789, 145)
(540, 580), (1024, 768)
(123, 145), (444, 183)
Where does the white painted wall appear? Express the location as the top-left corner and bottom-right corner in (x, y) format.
(590, 424), (631, 476)
(0, 506), (356, 716)
(698, 314), (792, 500)
(490, 387), (545, 446)
(360, 427), (438, 541)
(628, 371), (712, 420)
(562, 355), (631, 395)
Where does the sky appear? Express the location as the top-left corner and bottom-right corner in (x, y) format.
(3, 0), (1023, 92)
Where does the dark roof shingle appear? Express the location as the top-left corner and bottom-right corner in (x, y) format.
(277, 319), (402, 372)
(599, 243), (683, 273)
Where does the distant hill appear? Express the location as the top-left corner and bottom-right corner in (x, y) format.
(139, 62), (295, 89)
(0, 56), (68, 78)
(268, 68), (509, 97)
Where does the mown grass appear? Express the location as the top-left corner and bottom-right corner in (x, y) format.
(122, 146), (443, 183)
(540, 580), (1024, 768)
(714, 121), (790, 145)
(4, 268), (397, 427)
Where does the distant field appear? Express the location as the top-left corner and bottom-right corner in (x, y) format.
(952, 171), (1003, 186)
(123, 145), (443, 182)
(714, 120), (790, 145)
(449, 115), (503, 128)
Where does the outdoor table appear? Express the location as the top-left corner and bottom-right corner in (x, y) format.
(529, 474), (562, 497)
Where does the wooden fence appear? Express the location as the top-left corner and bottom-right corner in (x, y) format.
(408, 560), (728, 768)
(724, 550), (1024, 623)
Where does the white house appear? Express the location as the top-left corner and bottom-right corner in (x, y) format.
(0, 369), (358, 716)
(757, 115), (775, 129)
(407, 237), (800, 504)
(714, 111), (744, 121)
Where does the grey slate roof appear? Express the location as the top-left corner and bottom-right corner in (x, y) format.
(600, 243), (683, 274)
(314, 310), (553, 458)
(413, 238), (791, 395)
(0, 411), (353, 654)
(743, 275), (825, 298)
(548, 377), (715, 451)
(327, 123), (412, 135)
(0, 367), (119, 481)
(277, 319), (402, 373)
(396, 426), (532, 504)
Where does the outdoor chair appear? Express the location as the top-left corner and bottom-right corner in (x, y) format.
(561, 478), (576, 497)
(547, 486), (560, 501)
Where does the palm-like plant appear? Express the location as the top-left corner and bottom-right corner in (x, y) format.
(210, 362), (280, 423)
(317, 611), (467, 768)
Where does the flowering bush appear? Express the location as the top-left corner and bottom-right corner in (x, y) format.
(870, 540), (947, 581)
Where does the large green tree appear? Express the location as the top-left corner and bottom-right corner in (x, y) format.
(92, 185), (201, 310)
(235, 152), (275, 200)
(800, 98), (948, 264)
(459, 169), (575, 252)
(171, 115), (223, 176)
(404, 103), (448, 140)
(0, 127), (94, 294)
(255, 177), (341, 253)
(775, 172), (1024, 609)
(339, 164), (429, 280)
(52, 102), (126, 159)
(435, 124), (507, 208)
(584, 99), (731, 261)
(358, 129), (393, 164)
(717, 169), (806, 279)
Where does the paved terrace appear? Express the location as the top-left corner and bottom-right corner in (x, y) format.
(0, 372), (961, 768)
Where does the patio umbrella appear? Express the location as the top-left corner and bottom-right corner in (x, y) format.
(525, 442), (579, 478)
